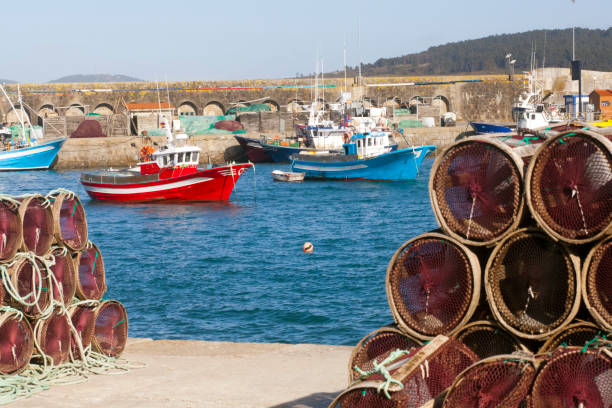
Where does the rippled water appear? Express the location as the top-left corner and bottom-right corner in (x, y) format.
(0, 161), (437, 345)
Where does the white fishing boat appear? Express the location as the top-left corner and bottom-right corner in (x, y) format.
(271, 169), (305, 182)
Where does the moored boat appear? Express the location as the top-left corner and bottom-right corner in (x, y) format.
(81, 117), (252, 202)
(469, 122), (513, 135)
(271, 170), (305, 182)
(291, 131), (435, 180)
(234, 135), (272, 163)
(0, 85), (66, 171)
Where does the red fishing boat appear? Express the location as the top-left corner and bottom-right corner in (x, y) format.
(80, 118), (252, 202)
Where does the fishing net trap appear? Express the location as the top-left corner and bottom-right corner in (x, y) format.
(68, 304), (96, 359)
(75, 241), (107, 301)
(348, 325), (422, 383)
(539, 321), (603, 354)
(330, 336), (478, 408)
(93, 300), (128, 357)
(0, 196), (23, 262)
(0, 309), (34, 375)
(484, 228), (581, 340)
(452, 320), (529, 359)
(429, 138), (525, 246)
(526, 129), (612, 244)
(48, 189), (88, 251)
(47, 245), (77, 306)
(17, 193), (54, 256)
(386, 232), (481, 340)
(582, 236), (612, 331)
(33, 310), (72, 366)
(442, 354), (537, 408)
(529, 345), (612, 408)
(3, 254), (52, 319)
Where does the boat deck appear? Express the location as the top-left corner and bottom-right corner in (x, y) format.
(291, 153), (358, 163)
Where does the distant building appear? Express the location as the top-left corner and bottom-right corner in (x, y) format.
(126, 102), (175, 135)
(563, 95), (589, 119)
(589, 89), (612, 121)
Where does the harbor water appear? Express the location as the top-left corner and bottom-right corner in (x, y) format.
(0, 161), (437, 345)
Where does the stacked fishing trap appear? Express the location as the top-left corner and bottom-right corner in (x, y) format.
(0, 188), (134, 404)
(332, 125), (612, 408)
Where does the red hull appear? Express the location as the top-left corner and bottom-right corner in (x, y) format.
(81, 164), (252, 202)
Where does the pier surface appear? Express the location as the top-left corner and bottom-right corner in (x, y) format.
(16, 338), (353, 408)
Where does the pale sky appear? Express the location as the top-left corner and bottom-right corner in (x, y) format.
(3, 0), (610, 82)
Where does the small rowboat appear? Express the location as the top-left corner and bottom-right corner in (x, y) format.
(272, 170), (305, 182)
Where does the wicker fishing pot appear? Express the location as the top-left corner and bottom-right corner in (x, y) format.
(442, 354), (537, 408)
(538, 320), (602, 353)
(4, 254), (52, 319)
(582, 236), (612, 331)
(484, 228), (581, 340)
(329, 336), (478, 408)
(0, 197), (23, 262)
(529, 347), (612, 408)
(348, 324), (422, 383)
(93, 300), (128, 357)
(74, 241), (106, 301)
(0, 312), (34, 375)
(386, 232), (481, 341)
(452, 320), (529, 359)
(429, 138), (525, 246)
(33, 310), (71, 365)
(525, 129), (612, 244)
(67, 304), (96, 359)
(17, 194), (54, 256)
(48, 191), (88, 251)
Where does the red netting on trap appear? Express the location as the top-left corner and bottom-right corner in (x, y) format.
(50, 193), (88, 251)
(76, 243), (106, 300)
(527, 131), (612, 243)
(49, 248), (76, 305)
(530, 347), (612, 408)
(19, 195), (53, 256)
(69, 305), (96, 358)
(37, 312), (71, 365)
(443, 357), (536, 408)
(331, 388), (398, 408)
(539, 322), (601, 353)
(485, 230), (579, 339)
(0, 315), (33, 375)
(454, 321), (526, 359)
(584, 238), (612, 330)
(431, 139), (523, 245)
(350, 327), (422, 382)
(387, 235), (478, 338)
(0, 200), (22, 261)
(11, 257), (51, 318)
(94, 301), (128, 357)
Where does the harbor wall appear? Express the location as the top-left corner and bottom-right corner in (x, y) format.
(53, 126), (465, 169)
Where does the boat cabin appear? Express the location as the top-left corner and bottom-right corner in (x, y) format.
(139, 145), (201, 178)
(344, 131), (392, 158)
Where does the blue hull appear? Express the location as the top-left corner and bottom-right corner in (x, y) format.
(0, 138), (67, 170)
(469, 122), (512, 134)
(262, 144), (306, 162)
(291, 145), (436, 180)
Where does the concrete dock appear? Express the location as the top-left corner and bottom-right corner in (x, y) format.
(16, 338), (353, 408)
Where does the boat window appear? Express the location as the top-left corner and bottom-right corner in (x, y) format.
(194, 152), (199, 163)
(178, 152), (184, 163)
(367, 138), (372, 147)
(531, 114), (536, 120)
(185, 152), (191, 162)
(162, 155), (168, 166)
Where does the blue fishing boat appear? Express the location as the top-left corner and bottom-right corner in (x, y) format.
(0, 137), (67, 170)
(0, 85), (67, 171)
(290, 131), (435, 180)
(469, 121), (513, 134)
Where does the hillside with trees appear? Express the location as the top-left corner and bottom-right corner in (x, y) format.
(334, 27), (612, 77)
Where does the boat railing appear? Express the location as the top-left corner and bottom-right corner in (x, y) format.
(81, 172), (159, 185)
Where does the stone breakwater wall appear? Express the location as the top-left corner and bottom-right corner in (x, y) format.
(54, 127), (465, 169)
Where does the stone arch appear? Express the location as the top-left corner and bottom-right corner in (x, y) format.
(362, 97), (376, 108)
(203, 101), (224, 116)
(37, 104), (58, 126)
(263, 99), (279, 112)
(382, 97), (400, 109)
(409, 96), (425, 106)
(286, 99), (304, 112)
(93, 103), (114, 116)
(432, 95), (450, 113)
(65, 103), (85, 116)
(5, 106), (28, 125)
(178, 101), (197, 116)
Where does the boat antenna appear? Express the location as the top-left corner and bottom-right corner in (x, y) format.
(155, 79), (163, 119)
(17, 85), (36, 133)
(344, 33), (347, 92)
(321, 58), (325, 110)
(358, 14), (362, 87)
(0, 84), (24, 130)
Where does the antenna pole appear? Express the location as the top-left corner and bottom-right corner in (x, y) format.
(358, 15), (362, 87)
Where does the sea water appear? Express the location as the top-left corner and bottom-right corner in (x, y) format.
(0, 160), (437, 345)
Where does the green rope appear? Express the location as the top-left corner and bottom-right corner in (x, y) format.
(353, 349), (412, 399)
(92, 251), (98, 273)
